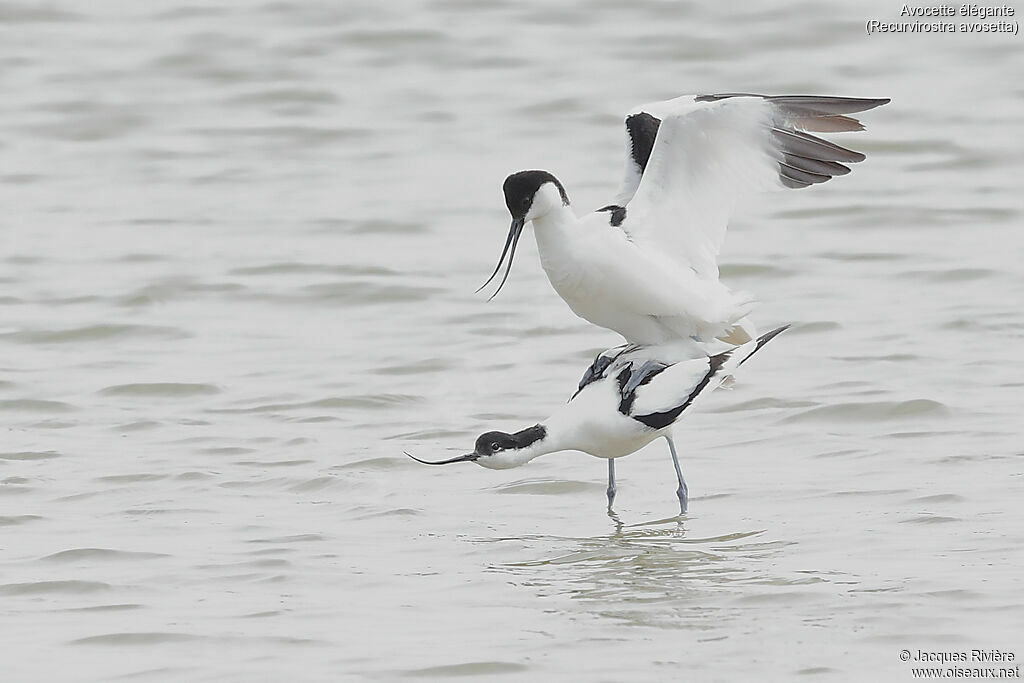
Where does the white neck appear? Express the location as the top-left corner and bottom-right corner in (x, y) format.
(529, 204), (581, 286)
(531, 202), (577, 233)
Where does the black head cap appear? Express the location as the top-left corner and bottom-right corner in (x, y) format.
(502, 170), (569, 219)
(473, 425), (547, 455)
(474, 431), (516, 456)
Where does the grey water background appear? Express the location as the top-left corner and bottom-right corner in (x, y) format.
(2, 0), (1023, 680)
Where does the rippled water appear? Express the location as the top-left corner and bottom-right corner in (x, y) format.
(3, 1), (1023, 680)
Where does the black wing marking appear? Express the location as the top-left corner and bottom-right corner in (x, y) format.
(625, 112), (661, 176)
(572, 344), (637, 400)
(574, 354), (615, 399)
(616, 360), (670, 417)
(633, 352), (729, 430)
(612, 112), (662, 207)
(596, 204), (627, 227)
(630, 324), (790, 429)
(694, 93), (889, 189)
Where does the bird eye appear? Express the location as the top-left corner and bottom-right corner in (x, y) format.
(491, 441), (502, 452)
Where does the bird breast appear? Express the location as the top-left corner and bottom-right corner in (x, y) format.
(558, 379), (664, 459)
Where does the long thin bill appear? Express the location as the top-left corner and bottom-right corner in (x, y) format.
(476, 217), (524, 298)
(404, 451), (477, 465)
(486, 218), (525, 301)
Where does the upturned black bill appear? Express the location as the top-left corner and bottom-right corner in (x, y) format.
(404, 451), (478, 465)
(476, 217), (525, 300)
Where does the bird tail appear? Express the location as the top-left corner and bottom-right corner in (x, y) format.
(711, 324), (790, 389)
(736, 324), (791, 367)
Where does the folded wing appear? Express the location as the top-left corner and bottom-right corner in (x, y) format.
(622, 325), (791, 428)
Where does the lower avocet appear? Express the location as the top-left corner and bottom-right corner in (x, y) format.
(408, 326), (788, 513)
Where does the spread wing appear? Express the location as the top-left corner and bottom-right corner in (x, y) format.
(611, 93), (889, 279)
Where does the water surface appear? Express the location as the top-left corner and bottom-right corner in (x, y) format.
(2, 0), (1023, 680)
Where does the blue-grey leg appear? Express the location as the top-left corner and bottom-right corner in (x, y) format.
(606, 458), (616, 507)
(665, 436), (688, 514)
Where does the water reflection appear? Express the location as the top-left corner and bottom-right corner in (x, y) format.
(482, 516), (818, 629)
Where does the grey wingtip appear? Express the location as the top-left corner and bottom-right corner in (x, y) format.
(698, 93), (891, 113)
(847, 96), (891, 112)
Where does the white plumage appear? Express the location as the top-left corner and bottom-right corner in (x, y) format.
(409, 92), (889, 513)
(483, 93), (888, 347)
(407, 327), (789, 511)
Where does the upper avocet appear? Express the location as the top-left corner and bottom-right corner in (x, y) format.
(478, 93), (888, 348)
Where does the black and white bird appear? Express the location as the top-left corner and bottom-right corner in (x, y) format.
(407, 326), (789, 513)
(479, 93), (888, 348)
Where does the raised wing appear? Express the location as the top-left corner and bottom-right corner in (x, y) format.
(612, 93), (888, 278)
